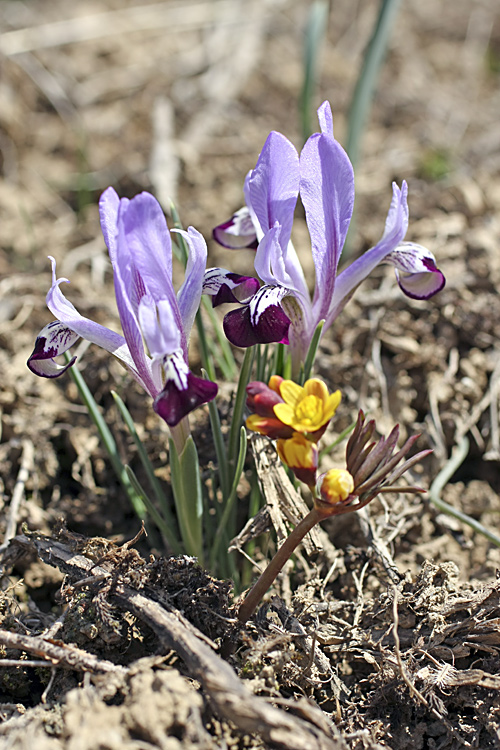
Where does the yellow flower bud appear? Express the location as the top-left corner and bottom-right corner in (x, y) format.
(318, 468), (354, 506)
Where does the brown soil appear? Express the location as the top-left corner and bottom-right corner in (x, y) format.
(1, 1), (500, 748)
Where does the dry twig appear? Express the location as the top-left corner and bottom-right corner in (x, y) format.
(0, 628), (126, 675)
(0, 440), (34, 554)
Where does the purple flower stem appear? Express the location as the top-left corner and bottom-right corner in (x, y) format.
(237, 506), (323, 624)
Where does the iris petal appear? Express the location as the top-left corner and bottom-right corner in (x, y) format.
(153, 353), (217, 426)
(27, 321), (79, 378)
(203, 268), (260, 306)
(385, 241), (446, 300)
(222, 286), (291, 347)
(212, 206), (258, 249)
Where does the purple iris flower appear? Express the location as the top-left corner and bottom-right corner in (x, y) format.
(28, 188), (219, 429)
(207, 102), (445, 369)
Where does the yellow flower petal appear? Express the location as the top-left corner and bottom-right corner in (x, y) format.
(304, 378), (329, 401)
(246, 414), (268, 434)
(279, 380), (303, 408)
(277, 434), (318, 486)
(273, 402), (296, 426)
(324, 390), (342, 420)
(273, 378), (341, 433)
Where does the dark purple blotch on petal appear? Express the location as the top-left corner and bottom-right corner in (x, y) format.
(212, 210), (258, 250)
(223, 304), (290, 348)
(153, 373), (217, 427)
(27, 321), (79, 378)
(211, 273), (260, 307)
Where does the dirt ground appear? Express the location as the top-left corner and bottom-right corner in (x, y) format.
(1, 1), (500, 748)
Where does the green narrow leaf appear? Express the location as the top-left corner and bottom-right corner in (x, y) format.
(319, 420), (357, 460)
(301, 319), (325, 384)
(210, 426), (247, 571)
(203, 370), (230, 500)
(111, 390), (181, 551)
(343, 0), (402, 261)
(169, 436), (204, 562)
(346, 0), (403, 171)
(124, 466), (181, 554)
(195, 306), (216, 382)
(428, 437), (500, 547)
(228, 347), (255, 470)
(201, 296), (237, 380)
(65, 354), (146, 520)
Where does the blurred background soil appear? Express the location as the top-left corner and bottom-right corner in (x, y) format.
(1, 1), (500, 748)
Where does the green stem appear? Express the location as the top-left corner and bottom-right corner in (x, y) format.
(301, 319), (325, 385)
(205, 381), (230, 500)
(238, 507), (322, 624)
(228, 347), (255, 469)
(169, 417), (190, 455)
(209, 427), (247, 571)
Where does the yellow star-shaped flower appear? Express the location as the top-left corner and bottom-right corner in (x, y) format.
(273, 378), (341, 434)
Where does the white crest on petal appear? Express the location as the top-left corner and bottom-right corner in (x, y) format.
(163, 350), (189, 391)
(386, 241), (438, 273)
(249, 285), (287, 326)
(41, 320), (80, 353)
(203, 268), (238, 294)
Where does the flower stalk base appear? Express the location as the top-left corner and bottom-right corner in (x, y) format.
(237, 507), (323, 624)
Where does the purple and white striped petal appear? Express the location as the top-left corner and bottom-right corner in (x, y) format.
(385, 242), (446, 299)
(153, 351), (217, 426)
(203, 268), (260, 306)
(27, 321), (79, 378)
(253, 223), (309, 304)
(119, 193), (175, 305)
(325, 182), (409, 327)
(300, 114), (355, 322)
(119, 193), (186, 356)
(175, 226), (208, 337)
(223, 285), (291, 348)
(212, 206), (258, 250)
(45, 257), (143, 382)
